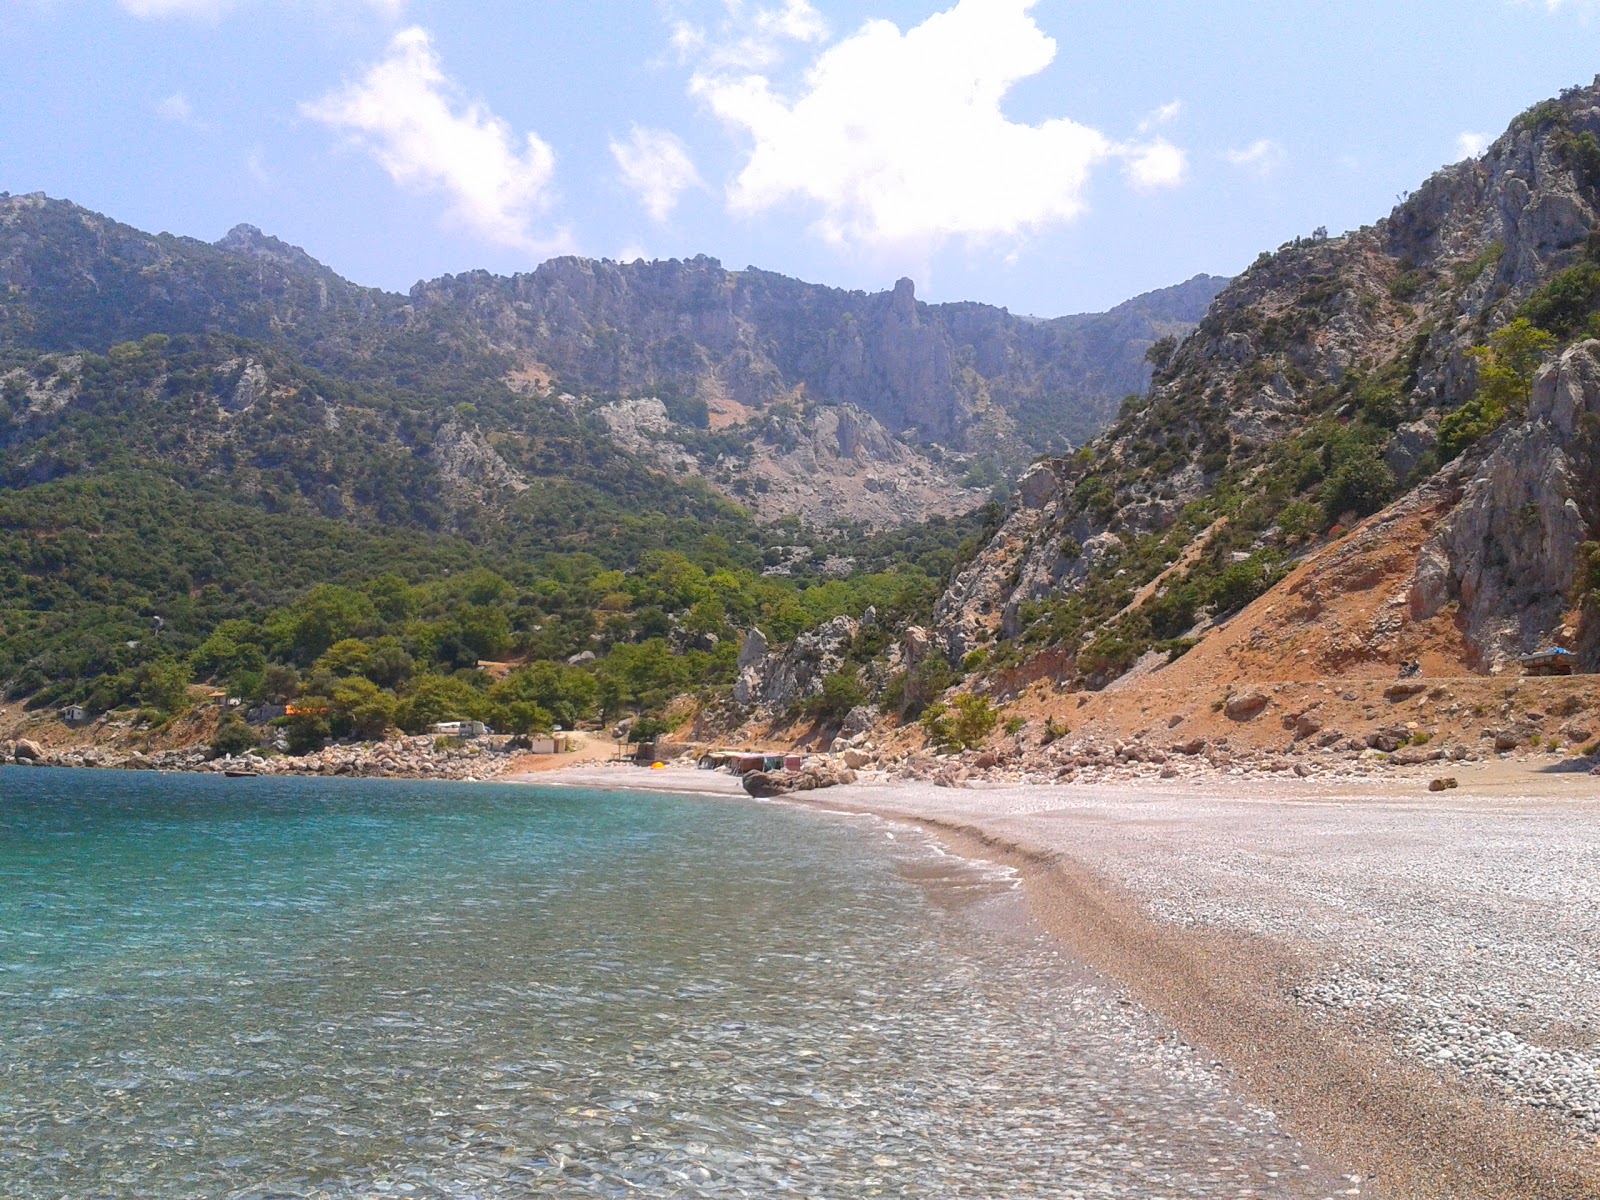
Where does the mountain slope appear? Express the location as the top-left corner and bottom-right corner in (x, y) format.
(0, 193), (1224, 485)
(930, 78), (1600, 691)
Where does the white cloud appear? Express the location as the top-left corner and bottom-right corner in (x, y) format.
(1137, 99), (1182, 133)
(1224, 138), (1286, 177)
(303, 26), (565, 252)
(154, 91), (203, 127)
(691, 0), (1182, 258)
(611, 126), (704, 223)
(245, 146), (272, 185)
(671, 0), (829, 71)
(1125, 139), (1186, 191)
(1456, 130), (1491, 158)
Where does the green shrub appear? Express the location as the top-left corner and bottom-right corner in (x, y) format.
(809, 665), (867, 721)
(1388, 270), (1427, 301)
(1209, 557), (1272, 615)
(921, 693), (998, 751)
(1277, 500), (1324, 542)
(209, 714), (258, 759)
(1321, 445), (1395, 521)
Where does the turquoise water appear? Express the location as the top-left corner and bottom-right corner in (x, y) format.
(0, 767), (1342, 1198)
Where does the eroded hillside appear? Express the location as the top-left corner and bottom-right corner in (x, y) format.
(922, 80), (1600, 703)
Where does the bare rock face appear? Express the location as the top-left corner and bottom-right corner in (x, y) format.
(731, 628), (770, 708)
(1411, 341), (1600, 667)
(732, 618), (859, 709)
(430, 418), (529, 501)
(922, 81), (1600, 686)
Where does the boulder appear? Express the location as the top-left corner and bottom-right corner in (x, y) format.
(13, 738), (43, 762)
(840, 705), (878, 737)
(1383, 681), (1427, 701)
(1493, 731), (1522, 752)
(742, 765), (857, 797)
(1429, 777), (1460, 792)
(841, 748), (873, 770)
(1293, 712), (1324, 739)
(1223, 691), (1270, 720)
(1016, 462), (1059, 510)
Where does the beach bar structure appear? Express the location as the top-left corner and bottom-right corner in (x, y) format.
(698, 749), (793, 774)
(1519, 647), (1576, 676)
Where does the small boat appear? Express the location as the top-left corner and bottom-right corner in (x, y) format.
(223, 768), (260, 778)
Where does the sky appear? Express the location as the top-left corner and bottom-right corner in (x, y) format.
(3, 2), (1600, 317)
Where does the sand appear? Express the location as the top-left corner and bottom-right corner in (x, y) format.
(510, 757), (1600, 1199)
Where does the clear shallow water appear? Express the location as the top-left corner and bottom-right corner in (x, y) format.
(0, 767), (1345, 1199)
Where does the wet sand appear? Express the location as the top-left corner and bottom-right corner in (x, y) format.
(513, 760), (1600, 1199)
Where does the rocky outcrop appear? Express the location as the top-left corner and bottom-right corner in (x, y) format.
(430, 418), (529, 502)
(741, 763), (858, 797)
(927, 78), (1600, 682)
(1410, 341), (1600, 667)
(731, 616), (859, 709)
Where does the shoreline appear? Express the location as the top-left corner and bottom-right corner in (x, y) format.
(520, 760), (1600, 1200)
(773, 773), (1600, 1200)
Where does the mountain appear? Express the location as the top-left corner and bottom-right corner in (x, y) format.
(0, 193), (1224, 527)
(929, 77), (1600, 699)
(0, 191), (1224, 720)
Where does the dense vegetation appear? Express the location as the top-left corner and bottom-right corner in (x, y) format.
(0, 317), (985, 744)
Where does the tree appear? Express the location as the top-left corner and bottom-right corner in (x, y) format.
(284, 702), (332, 755)
(209, 714), (258, 759)
(1320, 445), (1395, 522)
(267, 585), (381, 663)
(330, 677), (396, 740)
(920, 693), (998, 751)
(1469, 318), (1556, 421)
(135, 658), (191, 716)
(493, 700), (553, 736)
(810, 665), (867, 721)
(393, 673), (486, 734)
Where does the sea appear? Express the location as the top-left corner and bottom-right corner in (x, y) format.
(0, 767), (1349, 1198)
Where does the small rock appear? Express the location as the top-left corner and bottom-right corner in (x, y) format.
(1384, 681), (1427, 701)
(1429, 777), (1460, 792)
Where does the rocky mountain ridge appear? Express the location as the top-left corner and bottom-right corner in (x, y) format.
(0, 191), (1223, 526)
(926, 78), (1600, 693)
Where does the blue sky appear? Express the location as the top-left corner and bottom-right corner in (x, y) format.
(4, 1), (1600, 316)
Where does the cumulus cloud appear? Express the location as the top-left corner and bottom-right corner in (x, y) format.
(1125, 139), (1186, 190)
(303, 26), (564, 252)
(611, 126), (704, 223)
(691, 0), (1181, 257)
(1456, 130), (1491, 158)
(670, 0), (829, 70)
(1224, 138), (1286, 177)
